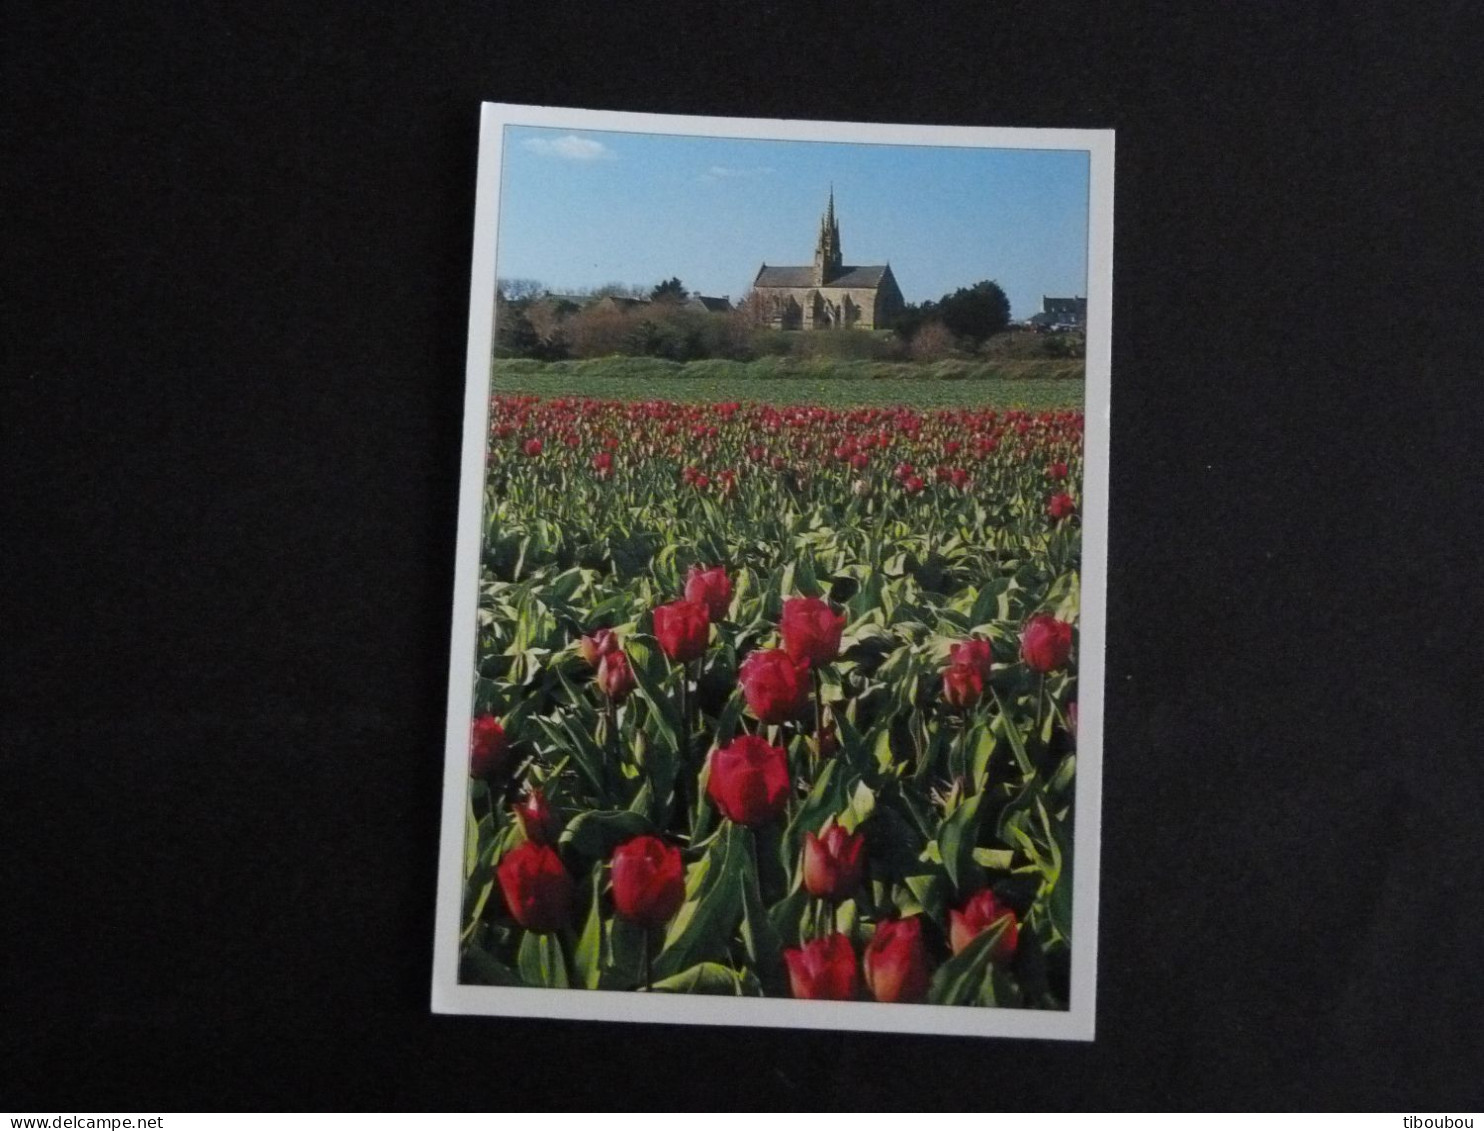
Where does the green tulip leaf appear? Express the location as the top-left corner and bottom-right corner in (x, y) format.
(650, 962), (763, 996)
(653, 821), (746, 980)
(927, 918), (1012, 1007)
(459, 942), (524, 987)
(517, 930), (569, 990)
(559, 809), (657, 858)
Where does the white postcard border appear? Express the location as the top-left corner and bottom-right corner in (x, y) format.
(432, 102), (1114, 1041)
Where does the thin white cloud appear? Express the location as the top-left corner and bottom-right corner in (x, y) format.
(521, 134), (616, 162)
(698, 165), (775, 182)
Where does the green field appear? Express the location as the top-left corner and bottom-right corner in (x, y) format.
(491, 357), (1085, 410)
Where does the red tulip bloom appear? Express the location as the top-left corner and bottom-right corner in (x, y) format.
(738, 648), (810, 725)
(591, 451), (613, 479)
(949, 638), (994, 682)
(784, 933), (860, 1001)
(684, 565), (733, 623)
(495, 841), (572, 933)
(864, 916), (932, 1003)
(577, 627), (620, 669)
(893, 461), (915, 482)
(597, 649), (636, 703)
(779, 596), (846, 667)
(512, 788), (561, 846)
(652, 599), (710, 664)
(1048, 461), (1069, 480)
(903, 474), (925, 495)
(1048, 492), (1077, 520)
(469, 714), (509, 779)
(706, 734), (790, 826)
(949, 889), (1019, 963)
(610, 835), (686, 929)
(522, 438), (543, 458)
(1020, 613), (1074, 673)
(802, 824), (866, 902)
(942, 662), (985, 709)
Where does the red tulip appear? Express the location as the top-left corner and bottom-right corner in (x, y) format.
(779, 596), (845, 667)
(495, 841), (572, 933)
(577, 627), (620, 669)
(949, 888), (1020, 962)
(864, 916), (932, 1003)
(684, 565), (733, 622)
(597, 649), (635, 703)
(652, 599), (710, 664)
(802, 824), (866, 901)
(469, 714), (509, 779)
(706, 734), (790, 826)
(1020, 613), (1073, 673)
(738, 648), (810, 725)
(948, 638), (994, 682)
(522, 438), (543, 458)
(1048, 492), (1077, 520)
(591, 451), (613, 479)
(942, 662), (985, 709)
(1048, 461), (1069, 480)
(903, 474), (925, 495)
(610, 835), (686, 929)
(512, 788), (561, 846)
(784, 933), (860, 1001)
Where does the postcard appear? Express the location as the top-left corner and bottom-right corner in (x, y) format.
(432, 103), (1112, 1039)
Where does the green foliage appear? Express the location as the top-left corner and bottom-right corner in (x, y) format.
(938, 281), (1012, 345)
(490, 357), (1084, 411)
(460, 391), (1084, 1010)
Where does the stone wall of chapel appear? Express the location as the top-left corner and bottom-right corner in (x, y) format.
(753, 285), (889, 331)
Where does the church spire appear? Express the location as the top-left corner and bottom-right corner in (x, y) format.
(814, 185), (843, 285)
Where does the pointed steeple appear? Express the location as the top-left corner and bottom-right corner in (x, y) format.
(813, 185), (843, 285)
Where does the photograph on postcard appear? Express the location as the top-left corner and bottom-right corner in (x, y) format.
(434, 105), (1111, 1038)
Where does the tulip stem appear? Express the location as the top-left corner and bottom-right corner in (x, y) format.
(811, 667), (825, 782)
(1034, 673), (1047, 746)
(641, 928), (653, 992)
(690, 658), (701, 746)
(957, 706), (970, 784)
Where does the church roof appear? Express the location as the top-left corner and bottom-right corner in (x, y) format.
(828, 265), (890, 288)
(754, 265), (817, 287)
(754, 264), (891, 289)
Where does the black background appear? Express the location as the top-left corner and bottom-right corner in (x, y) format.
(6, 0), (1482, 1112)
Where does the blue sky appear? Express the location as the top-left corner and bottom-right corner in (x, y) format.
(495, 126), (1090, 319)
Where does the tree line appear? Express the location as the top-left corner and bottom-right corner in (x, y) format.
(495, 276), (1081, 363)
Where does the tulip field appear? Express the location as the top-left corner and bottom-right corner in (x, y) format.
(459, 391), (1082, 1009)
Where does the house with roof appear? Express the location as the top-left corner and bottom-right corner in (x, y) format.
(1028, 295), (1087, 329)
(685, 294), (733, 314)
(749, 190), (905, 331)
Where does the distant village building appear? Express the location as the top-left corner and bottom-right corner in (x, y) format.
(574, 293), (733, 315)
(1029, 295), (1087, 329)
(749, 190), (905, 331)
(685, 295), (733, 314)
(593, 295), (651, 313)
